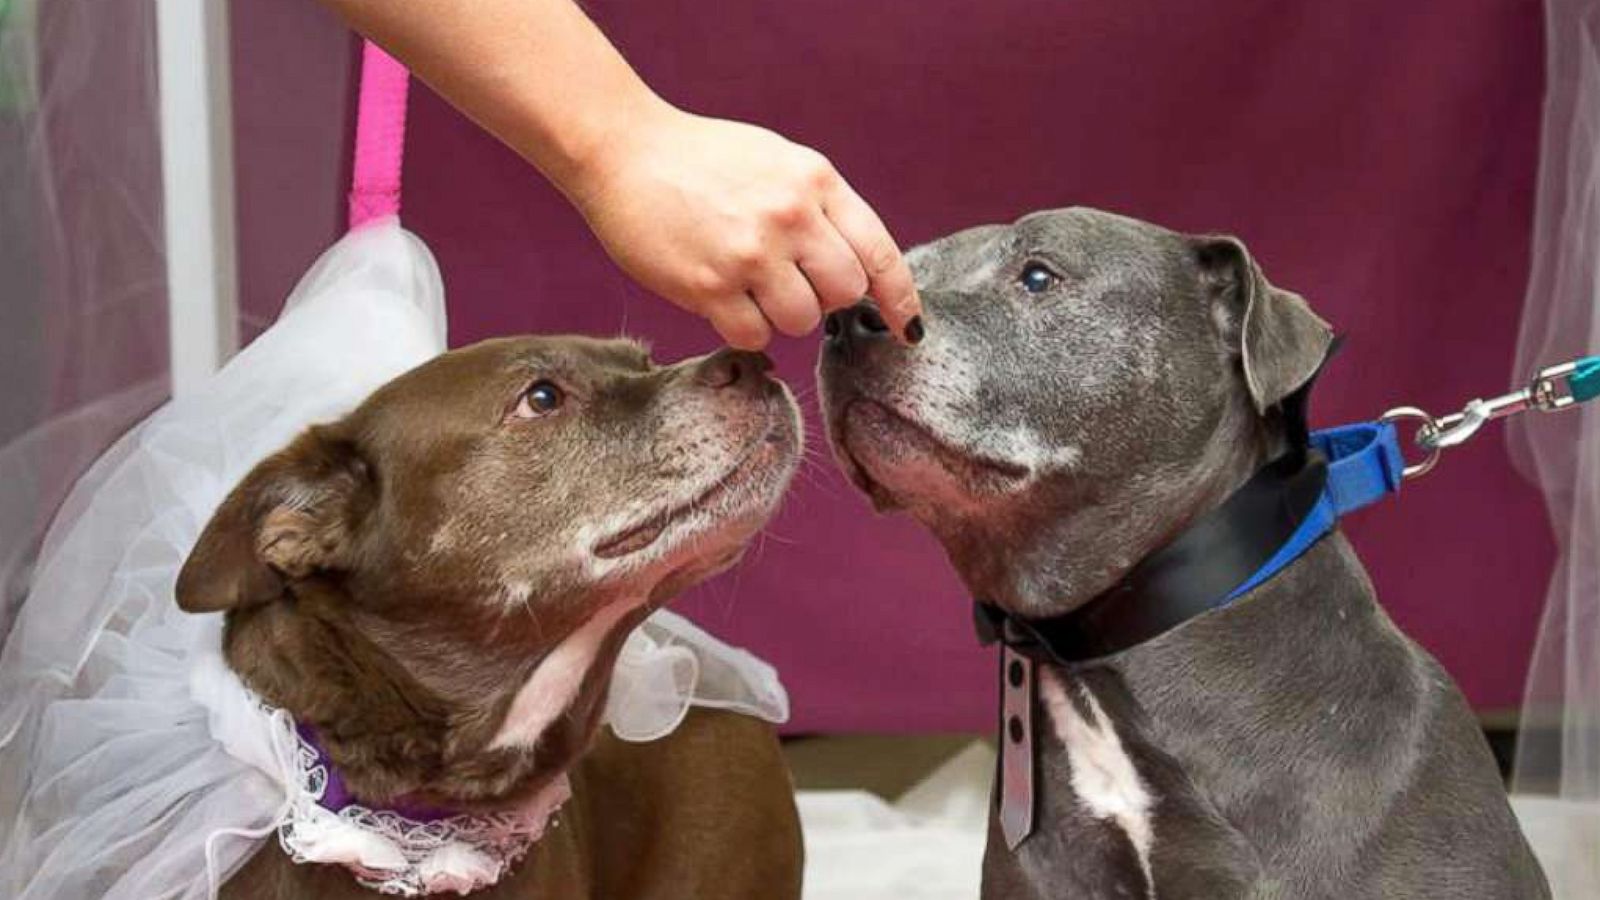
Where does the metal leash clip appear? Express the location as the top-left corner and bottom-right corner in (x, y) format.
(1380, 355), (1599, 481)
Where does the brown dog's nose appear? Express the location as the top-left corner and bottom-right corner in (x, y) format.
(823, 302), (891, 347)
(696, 348), (773, 389)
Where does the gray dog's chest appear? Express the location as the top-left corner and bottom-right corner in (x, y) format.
(979, 537), (1548, 900)
(982, 668), (1263, 900)
(986, 673), (1157, 900)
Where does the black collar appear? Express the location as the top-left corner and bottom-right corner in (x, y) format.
(973, 447), (1327, 665)
(973, 354), (1336, 667)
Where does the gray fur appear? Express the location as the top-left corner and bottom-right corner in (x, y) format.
(818, 207), (1549, 899)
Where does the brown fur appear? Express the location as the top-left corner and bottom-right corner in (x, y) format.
(177, 337), (804, 898)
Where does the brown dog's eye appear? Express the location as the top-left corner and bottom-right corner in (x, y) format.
(514, 381), (564, 419)
(1019, 262), (1060, 294)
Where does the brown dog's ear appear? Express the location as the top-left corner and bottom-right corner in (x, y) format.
(176, 426), (374, 613)
(1193, 235), (1334, 413)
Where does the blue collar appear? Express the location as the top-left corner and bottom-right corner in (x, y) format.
(1224, 421), (1405, 600)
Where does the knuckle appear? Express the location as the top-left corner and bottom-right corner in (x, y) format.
(726, 234), (766, 274)
(687, 266), (730, 299)
(862, 238), (902, 277)
(805, 159), (837, 190)
(765, 195), (811, 229)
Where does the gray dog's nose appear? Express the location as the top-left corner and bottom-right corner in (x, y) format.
(824, 303), (891, 347)
(696, 348), (773, 389)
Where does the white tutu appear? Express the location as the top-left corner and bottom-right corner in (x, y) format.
(0, 220), (789, 899)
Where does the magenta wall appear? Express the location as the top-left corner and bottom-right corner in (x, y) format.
(236, 1), (1551, 731)
(232, 1), (354, 342)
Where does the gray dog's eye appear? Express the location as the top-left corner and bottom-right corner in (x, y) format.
(514, 380), (564, 419)
(1019, 262), (1060, 294)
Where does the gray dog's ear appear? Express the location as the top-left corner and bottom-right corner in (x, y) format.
(176, 427), (374, 613)
(1193, 236), (1333, 413)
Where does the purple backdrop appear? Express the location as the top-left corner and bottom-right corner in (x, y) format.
(236, 0), (1551, 731)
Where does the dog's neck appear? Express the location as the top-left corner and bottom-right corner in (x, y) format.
(951, 394), (1283, 614)
(221, 577), (628, 812)
(986, 534), (1417, 896)
(971, 393), (1368, 892)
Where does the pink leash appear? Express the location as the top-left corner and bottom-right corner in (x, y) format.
(348, 41), (411, 230)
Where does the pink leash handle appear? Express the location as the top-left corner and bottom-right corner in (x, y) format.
(348, 41), (411, 230)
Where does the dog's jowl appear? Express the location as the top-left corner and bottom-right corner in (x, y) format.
(180, 337), (805, 900)
(818, 207), (1549, 899)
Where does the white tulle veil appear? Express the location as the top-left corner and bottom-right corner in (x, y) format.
(1506, 1), (1600, 896)
(0, 220), (788, 900)
(0, 9), (788, 896)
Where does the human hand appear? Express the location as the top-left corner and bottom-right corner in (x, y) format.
(564, 104), (922, 349)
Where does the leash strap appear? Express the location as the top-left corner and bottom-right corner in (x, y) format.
(348, 41), (411, 230)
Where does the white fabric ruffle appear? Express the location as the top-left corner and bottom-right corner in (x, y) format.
(0, 220), (789, 899)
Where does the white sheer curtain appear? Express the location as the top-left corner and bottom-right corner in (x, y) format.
(1509, 1), (1600, 895)
(0, 0), (169, 641)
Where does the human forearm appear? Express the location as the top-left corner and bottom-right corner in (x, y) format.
(320, 0), (922, 348)
(320, 0), (665, 196)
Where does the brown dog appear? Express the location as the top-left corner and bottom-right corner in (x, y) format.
(176, 336), (804, 899)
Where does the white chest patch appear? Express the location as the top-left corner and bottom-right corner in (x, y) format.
(1038, 670), (1155, 892)
(489, 599), (636, 750)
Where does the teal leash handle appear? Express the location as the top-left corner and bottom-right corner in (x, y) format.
(1570, 355), (1600, 403)
(1381, 352), (1599, 480)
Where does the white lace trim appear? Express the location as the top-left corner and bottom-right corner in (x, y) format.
(274, 717), (570, 896)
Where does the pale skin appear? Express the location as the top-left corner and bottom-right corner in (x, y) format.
(319, 0), (924, 349)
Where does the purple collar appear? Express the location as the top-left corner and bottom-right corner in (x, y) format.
(294, 721), (457, 822)
(277, 712), (571, 896)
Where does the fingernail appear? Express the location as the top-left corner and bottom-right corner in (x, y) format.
(903, 316), (925, 344)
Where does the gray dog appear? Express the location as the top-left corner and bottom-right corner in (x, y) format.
(817, 207), (1549, 899)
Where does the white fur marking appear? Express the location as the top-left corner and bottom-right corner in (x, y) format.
(1039, 670), (1155, 892)
(499, 580), (532, 608)
(488, 600), (636, 750)
(993, 425), (1082, 472)
(904, 349), (1081, 478)
(426, 525), (455, 558)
